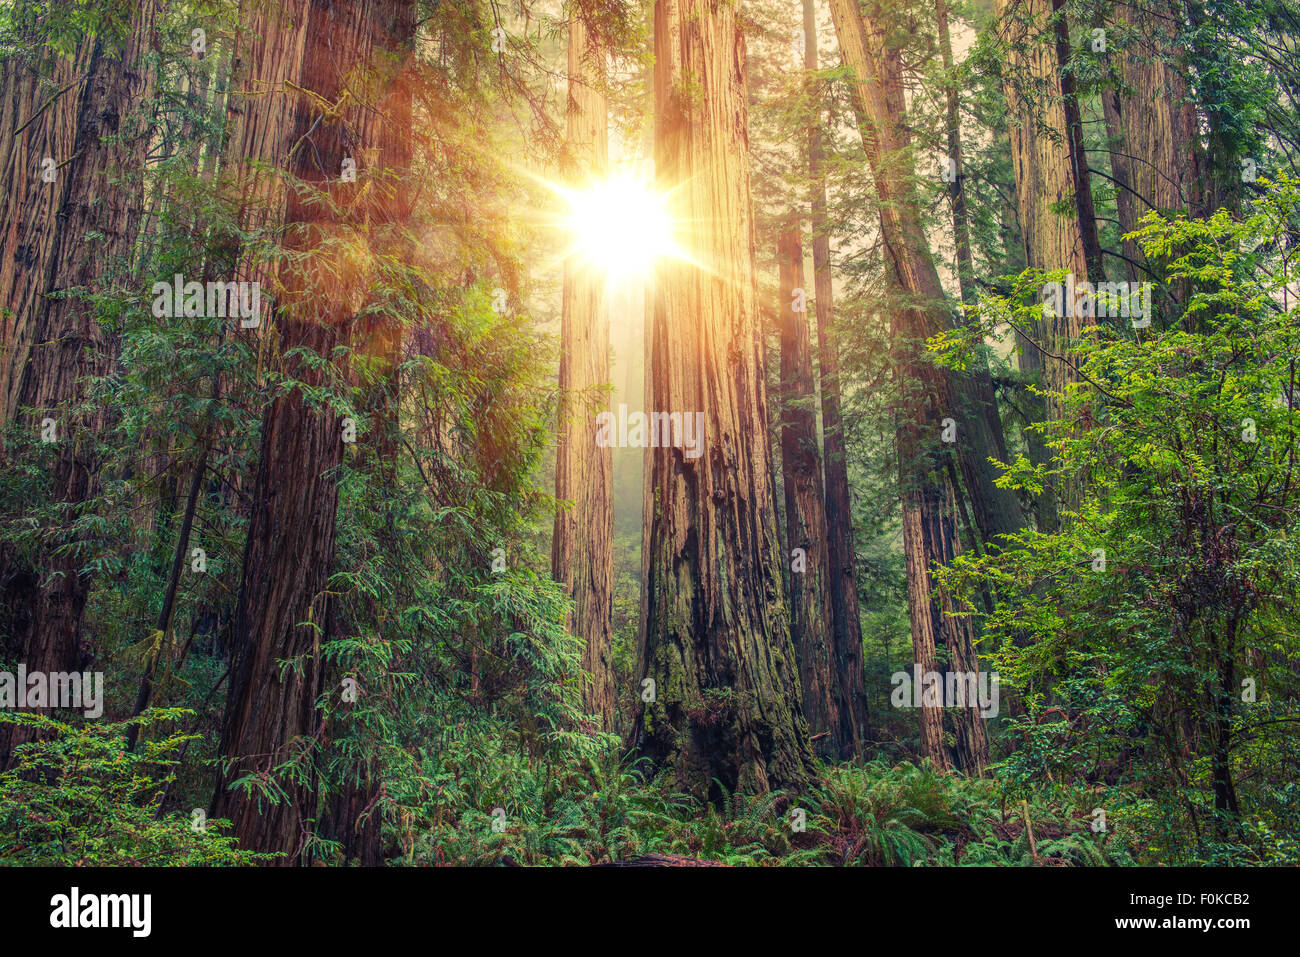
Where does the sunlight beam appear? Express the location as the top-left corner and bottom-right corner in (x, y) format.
(558, 174), (680, 279)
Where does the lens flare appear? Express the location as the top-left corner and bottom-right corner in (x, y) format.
(563, 175), (676, 278)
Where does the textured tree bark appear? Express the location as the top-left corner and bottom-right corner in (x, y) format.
(211, 0), (414, 861)
(776, 219), (845, 760)
(804, 0), (870, 756)
(898, 453), (952, 770)
(993, 0), (1102, 295)
(0, 36), (92, 429)
(827, 0), (991, 771)
(995, 0), (1108, 523)
(1099, 0), (1200, 278)
(996, 0), (1100, 420)
(635, 0), (815, 798)
(553, 12), (614, 729)
(319, 772), (384, 866)
(637, 279), (654, 739)
(0, 4), (158, 766)
(1050, 0), (1104, 286)
(894, 343), (991, 773)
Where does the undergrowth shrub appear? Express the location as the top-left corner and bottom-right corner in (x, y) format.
(0, 710), (264, 866)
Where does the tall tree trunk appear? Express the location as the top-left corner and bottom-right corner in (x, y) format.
(637, 283), (654, 742)
(635, 0), (815, 798)
(0, 35), (93, 429)
(777, 218), (847, 759)
(320, 0), (416, 867)
(898, 449), (950, 770)
(996, 0), (1101, 423)
(553, 11), (614, 729)
(211, 0), (415, 861)
(827, 0), (991, 771)
(1050, 0), (1104, 286)
(894, 338), (991, 775)
(1098, 0), (1200, 279)
(987, 132), (1058, 533)
(804, 0), (870, 756)
(935, 0), (976, 311)
(0, 4), (158, 766)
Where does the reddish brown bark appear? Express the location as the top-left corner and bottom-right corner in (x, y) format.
(827, 0), (991, 772)
(1050, 0), (1104, 286)
(1099, 1), (1200, 276)
(0, 38), (93, 429)
(996, 0), (1101, 427)
(777, 220), (843, 760)
(211, 0), (415, 861)
(804, 0), (871, 761)
(635, 0), (814, 798)
(0, 5), (159, 765)
(553, 12), (614, 729)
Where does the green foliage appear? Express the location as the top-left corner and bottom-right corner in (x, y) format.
(0, 710), (263, 866)
(932, 178), (1300, 864)
(398, 754), (1125, 866)
(811, 760), (1126, 866)
(7, 0), (1300, 872)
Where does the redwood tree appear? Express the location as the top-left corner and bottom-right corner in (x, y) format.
(552, 6), (614, 729)
(1099, 0), (1201, 275)
(776, 218), (850, 759)
(803, 0), (871, 758)
(0, 2), (158, 765)
(996, 0), (1103, 426)
(935, 0), (1026, 549)
(635, 0), (815, 797)
(211, 0), (415, 860)
(827, 0), (992, 773)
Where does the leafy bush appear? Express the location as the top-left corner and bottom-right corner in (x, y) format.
(0, 710), (264, 866)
